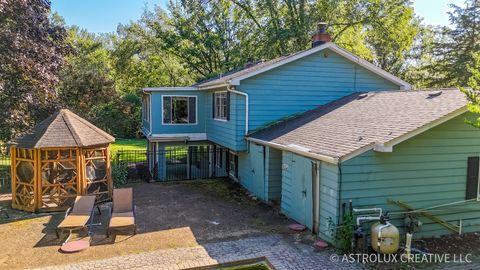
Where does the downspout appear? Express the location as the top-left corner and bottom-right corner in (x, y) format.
(337, 162), (343, 227)
(148, 91), (152, 137)
(227, 85), (249, 135)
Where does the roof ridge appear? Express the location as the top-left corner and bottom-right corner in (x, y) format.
(30, 111), (60, 148)
(367, 88), (459, 94)
(61, 111), (81, 147)
(65, 110), (115, 142)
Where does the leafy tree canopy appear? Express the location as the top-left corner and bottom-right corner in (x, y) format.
(0, 0), (68, 141)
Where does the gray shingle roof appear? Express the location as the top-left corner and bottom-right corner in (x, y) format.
(11, 109), (115, 149)
(249, 89), (468, 161)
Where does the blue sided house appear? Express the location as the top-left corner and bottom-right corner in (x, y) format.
(141, 28), (480, 243)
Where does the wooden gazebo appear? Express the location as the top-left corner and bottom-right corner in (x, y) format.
(10, 109), (115, 212)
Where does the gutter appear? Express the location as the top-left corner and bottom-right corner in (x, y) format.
(198, 83), (230, 90)
(227, 86), (249, 135)
(247, 137), (339, 164)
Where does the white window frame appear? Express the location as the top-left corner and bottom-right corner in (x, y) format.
(229, 151), (238, 180)
(143, 94), (151, 122)
(214, 91), (228, 121)
(161, 95), (198, 125)
(215, 147), (223, 168)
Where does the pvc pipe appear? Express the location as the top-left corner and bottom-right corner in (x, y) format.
(353, 207), (382, 215)
(356, 216), (380, 226)
(405, 232), (412, 257)
(377, 223), (391, 250)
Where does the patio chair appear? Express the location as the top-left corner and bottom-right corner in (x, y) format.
(56, 195), (96, 239)
(107, 187), (137, 237)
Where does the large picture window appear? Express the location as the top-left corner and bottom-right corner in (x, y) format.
(163, 96), (197, 124)
(214, 92), (229, 121)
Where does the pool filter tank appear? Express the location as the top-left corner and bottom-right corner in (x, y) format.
(371, 213), (399, 254)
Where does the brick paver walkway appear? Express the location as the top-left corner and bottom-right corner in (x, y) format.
(38, 235), (365, 270)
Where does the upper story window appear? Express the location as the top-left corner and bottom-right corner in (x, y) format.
(162, 96), (197, 125)
(213, 92), (229, 121)
(142, 95), (150, 122)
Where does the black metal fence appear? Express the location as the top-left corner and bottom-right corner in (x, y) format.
(0, 153), (11, 194)
(0, 146), (225, 193)
(113, 146), (228, 182)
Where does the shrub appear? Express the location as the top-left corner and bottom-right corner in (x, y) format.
(112, 161), (128, 187)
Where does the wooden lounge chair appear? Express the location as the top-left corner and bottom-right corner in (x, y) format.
(107, 188), (137, 237)
(56, 195), (97, 239)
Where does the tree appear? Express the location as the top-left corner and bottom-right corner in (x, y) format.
(111, 10), (193, 93)
(425, 0), (480, 87)
(57, 27), (116, 115)
(461, 51), (480, 127)
(153, 0), (419, 81)
(0, 0), (68, 141)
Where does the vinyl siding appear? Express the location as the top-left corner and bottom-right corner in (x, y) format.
(318, 161), (340, 242)
(340, 113), (480, 238)
(205, 90), (247, 151)
(148, 48), (400, 150)
(238, 48), (400, 133)
(149, 91), (206, 135)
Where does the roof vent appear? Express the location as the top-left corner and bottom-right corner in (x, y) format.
(357, 93), (368, 99)
(287, 143), (311, 152)
(427, 91), (442, 99)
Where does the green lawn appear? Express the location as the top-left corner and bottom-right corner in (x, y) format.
(111, 138), (147, 152)
(111, 138), (147, 164)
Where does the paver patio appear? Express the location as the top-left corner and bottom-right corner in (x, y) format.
(0, 179), (342, 269)
(37, 235), (365, 270)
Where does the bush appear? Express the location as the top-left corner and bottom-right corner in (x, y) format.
(112, 161), (128, 187)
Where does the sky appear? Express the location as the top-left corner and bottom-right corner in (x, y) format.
(51, 0), (466, 34)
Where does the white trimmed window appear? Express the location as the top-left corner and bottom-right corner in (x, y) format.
(214, 92), (229, 121)
(229, 152), (238, 179)
(162, 96), (197, 124)
(142, 95), (150, 122)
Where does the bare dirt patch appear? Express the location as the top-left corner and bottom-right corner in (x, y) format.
(0, 179), (300, 269)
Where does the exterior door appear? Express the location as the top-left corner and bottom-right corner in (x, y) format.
(288, 153), (313, 227)
(251, 144), (266, 200)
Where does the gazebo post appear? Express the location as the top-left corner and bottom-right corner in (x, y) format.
(76, 147), (83, 195)
(106, 145), (112, 197)
(10, 147), (16, 204)
(35, 148), (41, 210)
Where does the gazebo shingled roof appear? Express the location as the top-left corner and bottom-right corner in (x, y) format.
(12, 109), (115, 149)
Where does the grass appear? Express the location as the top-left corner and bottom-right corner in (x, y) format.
(110, 138), (147, 164)
(111, 138), (147, 152)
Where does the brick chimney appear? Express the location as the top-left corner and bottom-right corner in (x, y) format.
(311, 22), (331, 48)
